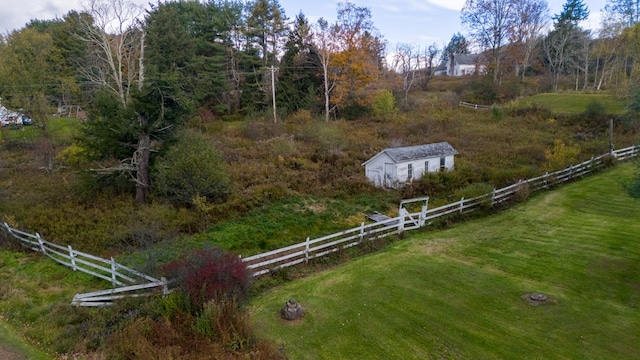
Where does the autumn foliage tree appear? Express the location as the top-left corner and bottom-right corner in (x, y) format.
(329, 1), (384, 117)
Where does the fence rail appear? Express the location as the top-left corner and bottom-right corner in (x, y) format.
(0, 222), (167, 306)
(1, 145), (638, 305)
(459, 101), (492, 110)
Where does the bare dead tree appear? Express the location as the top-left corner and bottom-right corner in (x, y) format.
(462, 0), (516, 84)
(75, 0), (144, 105)
(313, 18), (338, 122)
(421, 43), (440, 90)
(392, 43), (419, 109)
(509, 0), (550, 79)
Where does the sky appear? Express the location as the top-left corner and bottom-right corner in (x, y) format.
(1, 0), (609, 48)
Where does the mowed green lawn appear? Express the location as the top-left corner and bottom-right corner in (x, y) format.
(517, 92), (626, 114)
(250, 163), (640, 359)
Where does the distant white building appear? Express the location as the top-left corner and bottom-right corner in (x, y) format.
(362, 142), (458, 188)
(435, 53), (486, 76)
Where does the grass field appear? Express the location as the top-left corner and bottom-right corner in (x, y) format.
(515, 92), (626, 114)
(0, 320), (52, 360)
(250, 163), (640, 359)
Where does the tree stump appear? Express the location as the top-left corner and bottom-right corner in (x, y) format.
(281, 298), (303, 320)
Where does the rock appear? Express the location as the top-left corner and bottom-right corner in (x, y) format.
(281, 298), (303, 320)
(521, 292), (556, 306)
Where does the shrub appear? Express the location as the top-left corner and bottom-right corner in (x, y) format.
(286, 109), (314, 124)
(543, 139), (580, 172)
(162, 247), (251, 311)
(507, 103), (552, 119)
(453, 182), (494, 200)
(153, 131), (230, 207)
(622, 159), (640, 198)
(492, 106), (504, 121)
(371, 89), (398, 120)
(584, 99), (606, 118)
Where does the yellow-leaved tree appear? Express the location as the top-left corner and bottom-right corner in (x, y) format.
(326, 2), (384, 118)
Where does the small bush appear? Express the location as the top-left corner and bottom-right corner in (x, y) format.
(162, 247), (251, 311)
(491, 106), (504, 121)
(371, 89), (398, 120)
(622, 159), (640, 198)
(286, 109), (313, 124)
(453, 182), (494, 200)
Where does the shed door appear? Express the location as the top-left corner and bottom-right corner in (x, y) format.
(384, 163), (394, 187)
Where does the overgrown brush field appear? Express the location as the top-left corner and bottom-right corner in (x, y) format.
(2, 92), (634, 259)
(250, 163), (640, 359)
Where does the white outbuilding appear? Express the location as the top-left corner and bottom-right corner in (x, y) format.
(362, 142), (458, 188)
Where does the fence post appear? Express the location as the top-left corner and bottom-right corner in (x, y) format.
(459, 197), (465, 213)
(544, 172), (549, 188)
(491, 189), (496, 207)
(68, 245), (77, 271)
(161, 277), (169, 296)
(36, 233), (46, 254)
(397, 210), (405, 234)
(359, 222), (365, 242)
(304, 237), (310, 263)
(110, 257), (117, 286)
(569, 165), (573, 180)
(420, 205), (427, 227)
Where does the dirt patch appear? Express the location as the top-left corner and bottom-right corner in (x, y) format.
(0, 344), (28, 360)
(409, 238), (456, 255)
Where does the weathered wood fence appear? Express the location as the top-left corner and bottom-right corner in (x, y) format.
(1, 145), (638, 305)
(459, 101), (492, 110)
(0, 223), (168, 306)
(242, 145), (639, 276)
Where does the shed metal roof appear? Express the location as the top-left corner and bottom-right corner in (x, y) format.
(363, 142), (458, 165)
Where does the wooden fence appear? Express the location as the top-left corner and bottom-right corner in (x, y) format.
(241, 145), (639, 276)
(1, 145), (638, 305)
(459, 101), (492, 110)
(0, 222), (168, 306)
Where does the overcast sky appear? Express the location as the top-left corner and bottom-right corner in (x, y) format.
(1, 0), (608, 48)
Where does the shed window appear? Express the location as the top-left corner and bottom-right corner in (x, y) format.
(440, 157), (446, 170)
(408, 164), (413, 179)
(424, 161), (429, 174)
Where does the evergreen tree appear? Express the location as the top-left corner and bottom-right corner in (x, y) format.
(245, 0), (288, 66)
(276, 12), (322, 114)
(442, 32), (469, 61)
(554, 0), (589, 25)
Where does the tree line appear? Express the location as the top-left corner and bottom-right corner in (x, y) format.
(0, 0), (639, 204)
(460, 0), (640, 93)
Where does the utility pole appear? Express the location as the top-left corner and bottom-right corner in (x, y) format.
(269, 65), (279, 123)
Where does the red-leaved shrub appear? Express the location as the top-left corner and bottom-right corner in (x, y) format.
(162, 247), (251, 310)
